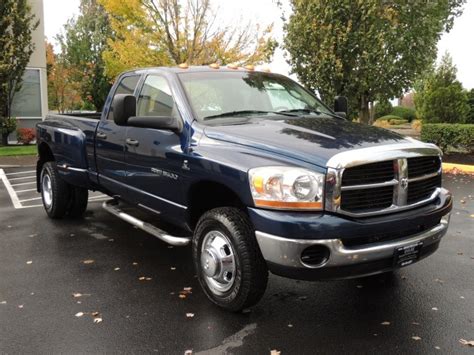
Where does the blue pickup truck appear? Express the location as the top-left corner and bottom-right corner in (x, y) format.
(36, 66), (452, 311)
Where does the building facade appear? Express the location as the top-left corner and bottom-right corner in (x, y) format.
(9, 0), (48, 142)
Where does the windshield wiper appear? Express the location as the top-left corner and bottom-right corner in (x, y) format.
(279, 108), (345, 120)
(203, 110), (297, 121)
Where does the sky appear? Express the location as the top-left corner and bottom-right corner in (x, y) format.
(43, 0), (474, 89)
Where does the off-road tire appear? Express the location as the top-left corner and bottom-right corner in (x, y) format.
(193, 207), (268, 311)
(40, 162), (71, 219)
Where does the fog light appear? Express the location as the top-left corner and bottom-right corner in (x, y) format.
(301, 245), (330, 266)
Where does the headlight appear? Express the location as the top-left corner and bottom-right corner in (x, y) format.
(249, 166), (324, 210)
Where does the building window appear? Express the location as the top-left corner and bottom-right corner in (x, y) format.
(11, 69), (42, 118)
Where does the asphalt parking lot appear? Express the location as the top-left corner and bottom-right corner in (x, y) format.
(0, 166), (473, 354)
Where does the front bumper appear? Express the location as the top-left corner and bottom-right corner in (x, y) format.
(252, 189), (452, 280)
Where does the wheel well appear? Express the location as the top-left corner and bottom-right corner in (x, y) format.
(36, 143), (55, 192)
(188, 181), (246, 229)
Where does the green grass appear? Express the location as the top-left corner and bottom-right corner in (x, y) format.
(0, 145), (37, 156)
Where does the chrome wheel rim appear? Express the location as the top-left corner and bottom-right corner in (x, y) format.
(42, 173), (53, 208)
(200, 230), (236, 295)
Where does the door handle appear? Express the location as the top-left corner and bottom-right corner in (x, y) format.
(126, 138), (139, 147)
(97, 132), (107, 139)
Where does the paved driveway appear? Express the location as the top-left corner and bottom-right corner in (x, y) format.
(0, 167), (473, 354)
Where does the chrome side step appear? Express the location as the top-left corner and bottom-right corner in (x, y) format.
(102, 199), (191, 246)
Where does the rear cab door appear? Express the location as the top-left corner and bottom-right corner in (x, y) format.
(96, 74), (141, 195)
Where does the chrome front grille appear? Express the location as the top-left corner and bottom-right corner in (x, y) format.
(325, 143), (443, 217)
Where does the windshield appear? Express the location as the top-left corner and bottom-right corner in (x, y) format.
(178, 71), (334, 122)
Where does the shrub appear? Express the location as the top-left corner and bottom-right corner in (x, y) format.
(390, 106), (417, 122)
(374, 99), (393, 119)
(411, 119), (422, 132)
(16, 128), (36, 145)
(375, 115), (408, 126)
(421, 123), (474, 153)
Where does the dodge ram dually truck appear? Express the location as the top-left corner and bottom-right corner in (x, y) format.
(36, 66), (452, 311)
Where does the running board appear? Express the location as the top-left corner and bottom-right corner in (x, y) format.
(102, 199), (191, 246)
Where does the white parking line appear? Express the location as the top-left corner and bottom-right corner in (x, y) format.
(0, 169), (22, 209)
(11, 181), (36, 186)
(9, 175), (36, 181)
(16, 188), (37, 193)
(1, 168), (111, 210)
(19, 197), (42, 203)
(5, 170), (35, 176)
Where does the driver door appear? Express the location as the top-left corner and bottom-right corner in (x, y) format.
(124, 75), (186, 220)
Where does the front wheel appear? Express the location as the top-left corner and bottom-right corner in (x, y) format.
(193, 207), (268, 311)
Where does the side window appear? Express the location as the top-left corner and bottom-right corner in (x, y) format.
(137, 76), (178, 118)
(108, 75), (140, 120)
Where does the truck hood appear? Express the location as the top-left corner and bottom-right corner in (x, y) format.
(203, 116), (411, 167)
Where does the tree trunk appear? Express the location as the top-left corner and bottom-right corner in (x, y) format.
(1, 133), (9, 146)
(359, 95), (370, 124)
(368, 101), (375, 125)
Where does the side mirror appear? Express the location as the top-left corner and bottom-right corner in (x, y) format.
(112, 94), (136, 126)
(127, 116), (182, 133)
(334, 96), (348, 118)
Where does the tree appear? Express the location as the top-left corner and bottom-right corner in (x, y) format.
(0, 0), (38, 145)
(283, 0), (465, 124)
(415, 53), (469, 123)
(467, 88), (474, 123)
(57, 0), (112, 111)
(99, 0), (277, 78)
(46, 41), (83, 113)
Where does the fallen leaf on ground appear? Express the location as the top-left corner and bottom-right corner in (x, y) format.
(26, 261), (32, 265)
(459, 339), (474, 347)
(72, 293), (82, 298)
(93, 317), (103, 324)
(412, 336), (422, 341)
(75, 312), (84, 317)
(82, 260), (94, 264)
(186, 313), (194, 318)
(432, 307), (438, 311)
(381, 321), (391, 326)
(270, 350), (281, 355)
(92, 312), (100, 317)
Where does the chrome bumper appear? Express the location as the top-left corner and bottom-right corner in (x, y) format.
(255, 213), (450, 270)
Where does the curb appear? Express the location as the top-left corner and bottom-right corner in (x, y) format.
(442, 162), (474, 174)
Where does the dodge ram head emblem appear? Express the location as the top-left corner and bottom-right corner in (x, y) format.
(400, 177), (409, 190)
